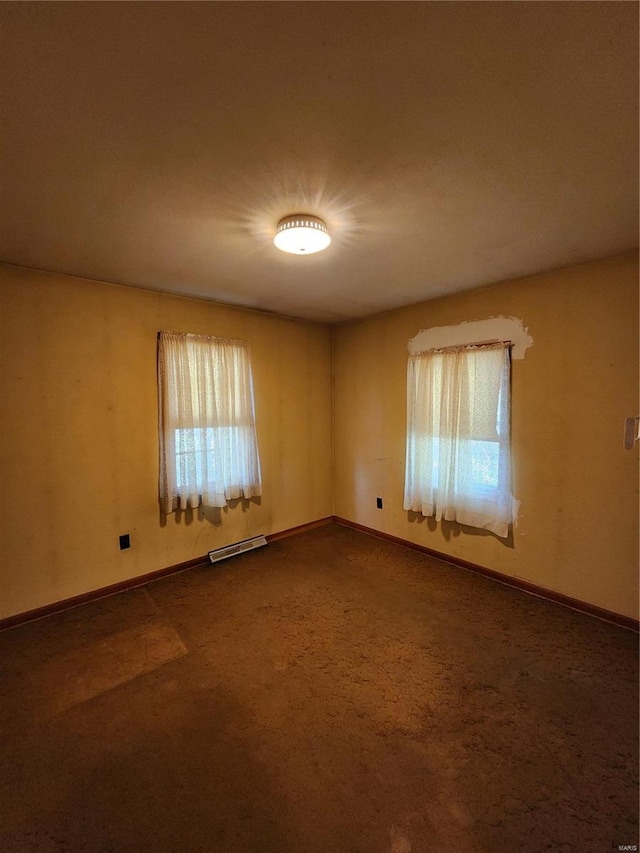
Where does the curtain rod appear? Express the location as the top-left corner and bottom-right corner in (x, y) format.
(413, 339), (512, 355)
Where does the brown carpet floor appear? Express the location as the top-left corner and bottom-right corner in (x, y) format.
(0, 523), (638, 852)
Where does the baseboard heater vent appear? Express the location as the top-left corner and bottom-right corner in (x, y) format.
(208, 535), (268, 565)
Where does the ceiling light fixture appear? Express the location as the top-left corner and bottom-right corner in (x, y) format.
(274, 214), (331, 255)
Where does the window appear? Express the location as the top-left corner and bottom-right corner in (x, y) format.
(158, 331), (262, 513)
(403, 342), (514, 537)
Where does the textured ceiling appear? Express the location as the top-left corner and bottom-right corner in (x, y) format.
(0, 2), (638, 323)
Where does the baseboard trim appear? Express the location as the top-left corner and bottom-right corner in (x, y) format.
(0, 554), (210, 633)
(4, 515), (635, 634)
(0, 517), (334, 632)
(266, 516), (334, 543)
(333, 516), (639, 633)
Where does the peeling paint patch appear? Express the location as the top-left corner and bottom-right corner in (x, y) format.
(408, 316), (533, 360)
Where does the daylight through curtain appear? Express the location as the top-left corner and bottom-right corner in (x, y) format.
(158, 331), (262, 513)
(403, 342), (514, 538)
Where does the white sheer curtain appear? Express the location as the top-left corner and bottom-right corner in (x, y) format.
(158, 331), (262, 514)
(404, 342), (513, 538)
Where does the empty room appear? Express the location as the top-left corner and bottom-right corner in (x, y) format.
(0, 3), (638, 852)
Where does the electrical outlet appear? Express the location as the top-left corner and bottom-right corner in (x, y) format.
(376, 497), (383, 509)
(119, 534), (131, 550)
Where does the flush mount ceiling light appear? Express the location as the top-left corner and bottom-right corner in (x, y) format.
(274, 214), (331, 255)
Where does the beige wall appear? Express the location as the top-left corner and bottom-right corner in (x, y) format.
(2, 254), (638, 623)
(333, 253), (639, 620)
(0, 265), (333, 620)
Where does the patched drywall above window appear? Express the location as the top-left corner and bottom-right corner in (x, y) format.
(408, 317), (533, 360)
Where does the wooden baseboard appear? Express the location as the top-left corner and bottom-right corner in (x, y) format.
(0, 517), (336, 632)
(0, 554), (210, 633)
(333, 516), (639, 633)
(3, 515), (635, 634)
(266, 516), (334, 543)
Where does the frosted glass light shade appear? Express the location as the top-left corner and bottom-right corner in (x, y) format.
(274, 215), (331, 255)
